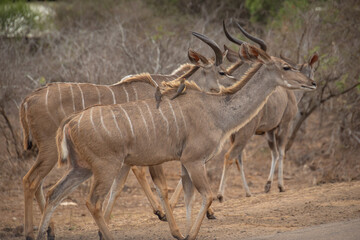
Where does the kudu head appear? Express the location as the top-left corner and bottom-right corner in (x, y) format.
(223, 21), (317, 91)
(187, 32), (239, 91)
(239, 43), (317, 91)
(280, 53), (319, 81)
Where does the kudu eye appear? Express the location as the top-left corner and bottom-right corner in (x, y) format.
(283, 66), (291, 71)
(218, 71), (226, 76)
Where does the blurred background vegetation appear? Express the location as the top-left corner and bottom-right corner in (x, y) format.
(0, 0), (359, 188)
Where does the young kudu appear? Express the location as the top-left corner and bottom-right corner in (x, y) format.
(35, 34), (316, 240)
(20, 64), (201, 240)
(216, 22), (319, 199)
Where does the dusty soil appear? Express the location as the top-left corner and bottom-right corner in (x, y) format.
(1, 133), (359, 240)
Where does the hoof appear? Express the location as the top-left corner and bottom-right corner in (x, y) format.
(278, 185), (285, 192)
(245, 192), (252, 197)
(155, 210), (167, 222)
(46, 227), (55, 240)
(98, 231), (103, 240)
(217, 194), (224, 203)
(184, 235), (189, 240)
(264, 181), (271, 193)
(206, 211), (216, 220)
(26, 237), (34, 240)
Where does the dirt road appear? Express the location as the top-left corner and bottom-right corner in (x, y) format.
(1, 163), (359, 240)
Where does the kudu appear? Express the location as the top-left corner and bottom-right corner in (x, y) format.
(20, 63), (202, 240)
(167, 22), (318, 207)
(216, 22), (319, 199)
(20, 24), (266, 240)
(35, 34), (316, 240)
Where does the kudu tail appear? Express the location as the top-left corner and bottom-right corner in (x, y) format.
(19, 99), (32, 150)
(56, 116), (74, 167)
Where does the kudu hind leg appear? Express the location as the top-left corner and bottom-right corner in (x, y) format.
(149, 165), (184, 240)
(36, 167), (92, 240)
(103, 164), (131, 224)
(86, 164), (120, 240)
(265, 131), (279, 193)
(23, 148), (57, 240)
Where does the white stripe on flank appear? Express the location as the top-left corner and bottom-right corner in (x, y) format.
(158, 107), (169, 136)
(107, 86), (116, 104)
(144, 102), (156, 136)
(90, 107), (96, 131)
(45, 87), (57, 125)
(120, 106), (135, 138)
(110, 109), (123, 139)
(132, 86), (138, 101)
(69, 84), (76, 112)
(167, 99), (179, 138)
(96, 86), (101, 104)
(77, 112), (84, 130)
(175, 101), (187, 132)
(77, 84), (85, 109)
(100, 107), (111, 135)
(57, 84), (67, 117)
(60, 127), (68, 160)
(123, 86), (129, 102)
(137, 105), (150, 140)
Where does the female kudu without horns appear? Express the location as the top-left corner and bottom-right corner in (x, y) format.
(36, 34), (316, 240)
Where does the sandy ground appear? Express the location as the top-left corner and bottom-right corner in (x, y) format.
(1, 153), (360, 240)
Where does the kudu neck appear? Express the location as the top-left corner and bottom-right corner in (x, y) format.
(213, 65), (280, 136)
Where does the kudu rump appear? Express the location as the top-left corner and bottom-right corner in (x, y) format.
(35, 32), (316, 239)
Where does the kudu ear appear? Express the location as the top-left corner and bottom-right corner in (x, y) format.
(224, 45), (239, 63)
(239, 43), (271, 64)
(308, 52), (319, 67)
(188, 49), (210, 67)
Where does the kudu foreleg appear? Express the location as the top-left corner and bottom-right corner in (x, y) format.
(182, 161), (213, 240)
(169, 178), (183, 210)
(131, 166), (166, 221)
(170, 171), (215, 220)
(149, 165), (184, 240)
(276, 127), (290, 193)
(236, 152), (252, 197)
(218, 145), (251, 200)
(265, 131), (279, 193)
